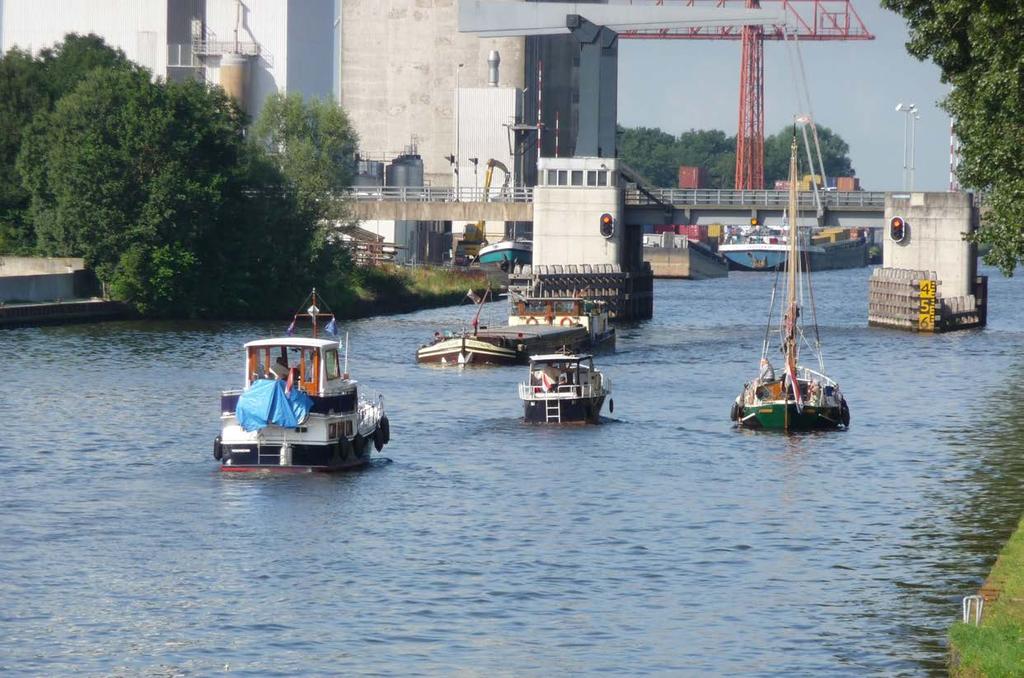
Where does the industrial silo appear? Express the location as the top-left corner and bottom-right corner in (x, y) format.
(386, 151), (426, 263)
(219, 53), (251, 113)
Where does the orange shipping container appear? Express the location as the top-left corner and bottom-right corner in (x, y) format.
(836, 176), (861, 191)
(678, 165), (708, 189)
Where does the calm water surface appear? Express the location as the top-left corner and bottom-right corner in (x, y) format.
(3, 266), (1023, 676)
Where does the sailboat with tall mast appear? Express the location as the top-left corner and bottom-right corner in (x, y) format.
(731, 135), (850, 431)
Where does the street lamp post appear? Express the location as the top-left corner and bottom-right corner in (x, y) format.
(910, 109), (920, 191)
(455, 63), (464, 198)
(895, 102), (918, 190)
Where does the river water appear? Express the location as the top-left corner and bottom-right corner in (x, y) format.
(2, 265), (1023, 676)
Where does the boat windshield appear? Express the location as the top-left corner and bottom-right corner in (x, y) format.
(247, 345), (322, 393)
(528, 358), (593, 388)
(518, 300), (580, 316)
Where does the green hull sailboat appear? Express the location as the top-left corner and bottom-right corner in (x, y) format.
(731, 134), (850, 432)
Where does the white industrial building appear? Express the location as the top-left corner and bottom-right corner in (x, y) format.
(0, 0), (335, 118)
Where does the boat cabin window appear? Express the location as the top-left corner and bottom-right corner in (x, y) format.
(324, 348), (341, 381)
(530, 360), (583, 389)
(247, 345), (321, 394)
(519, 300), (579, 316)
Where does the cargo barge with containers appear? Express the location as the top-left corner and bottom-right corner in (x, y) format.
(719, 227), (868, 272)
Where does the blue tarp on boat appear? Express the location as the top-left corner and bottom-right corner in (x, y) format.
(236, 379), (313, 432)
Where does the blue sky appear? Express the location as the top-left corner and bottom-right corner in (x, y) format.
(617, 2), (950, 191)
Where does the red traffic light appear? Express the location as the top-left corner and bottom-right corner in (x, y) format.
(890, 215), (906, 243)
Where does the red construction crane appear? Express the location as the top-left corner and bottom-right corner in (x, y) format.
(619, 1), (874, 189)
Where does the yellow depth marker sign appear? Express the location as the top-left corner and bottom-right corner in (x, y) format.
(919, 279), (936, 332)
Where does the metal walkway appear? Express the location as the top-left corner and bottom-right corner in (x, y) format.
(343, 186), (888, 227)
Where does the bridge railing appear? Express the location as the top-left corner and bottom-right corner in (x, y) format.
(344, 186), (534, 203)
(343, 185), (886, 209)
(626, 188), (887, 209)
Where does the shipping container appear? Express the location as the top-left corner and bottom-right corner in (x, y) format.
(654, 224), (676, 234)
(678, 165), (708, 189)
(836, 176), (861, 192)
(707, 223), (723, 239)
(676, 224), (709, 242)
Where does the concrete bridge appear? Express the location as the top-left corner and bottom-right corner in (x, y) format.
(346, 186), (888, 228)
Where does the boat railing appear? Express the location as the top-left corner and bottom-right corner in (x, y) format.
(519, 381), (604, 400)
(358, 394), (385, 425)
(796, 365), (838, 387)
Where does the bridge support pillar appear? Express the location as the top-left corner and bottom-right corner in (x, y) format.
(868, 191), (985, 332)
(514, 156), (652, 320)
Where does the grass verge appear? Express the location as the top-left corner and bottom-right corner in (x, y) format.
(949, 515), (1024, 676)
(331, 265), (487, 319)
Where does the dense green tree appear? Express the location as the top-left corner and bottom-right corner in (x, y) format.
(763, 125), (855, 186)
(0, 49), (48, 252)
(881, 0), (1024, 275)
(617, 126), (681, 186)
(619, 124), (851, 190)
(619, 126), (737, 188)
(17, 67), (336, 316)
(678, 129), (736, 188)
(0, 34), (134, 253)
(252, 92), (359, 222)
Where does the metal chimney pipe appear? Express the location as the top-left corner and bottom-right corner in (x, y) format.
(487, 50), (500, 87)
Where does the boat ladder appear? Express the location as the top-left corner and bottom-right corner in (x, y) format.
(545, 398), (561, 423)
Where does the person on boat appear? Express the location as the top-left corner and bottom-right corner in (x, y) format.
(759, 358), (775, 383)
(270, 356), (289, 379)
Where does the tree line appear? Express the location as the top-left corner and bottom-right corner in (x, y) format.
(617, 125), (855, 189)
(0, 34), (359, 317)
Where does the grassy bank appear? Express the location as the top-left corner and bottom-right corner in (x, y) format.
(949, 515), (1024, 676)
(330, 265), (487, 320)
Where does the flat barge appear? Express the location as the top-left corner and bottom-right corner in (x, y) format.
(417, 296), (613, 366)
(418, 324), (589, 365)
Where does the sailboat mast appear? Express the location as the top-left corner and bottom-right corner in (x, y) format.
(787, 137), (799, 320)
(785, 136), (800, 367)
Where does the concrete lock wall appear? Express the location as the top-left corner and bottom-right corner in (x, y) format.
(533, 157), (625, 268)
(884, 192), (977, 298)
(533, 196), (622, 267)
(0, 274), (77, 302)
(0, 257), (84, 276)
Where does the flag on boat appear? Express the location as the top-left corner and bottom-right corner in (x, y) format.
(466, 289), (482, 304)
(540, 371), (554, 392)
(324, 316), (338, 337)
(286, 318), (296, 336)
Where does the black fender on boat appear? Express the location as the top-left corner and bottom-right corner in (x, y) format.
(374, 426), (384, 452)
(730, 400), (741, 421)
(609, 398), (614, 414)
(213, 435), (222, 461)
(381, 416), (391, 444)
(841, 400), (851, 427)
